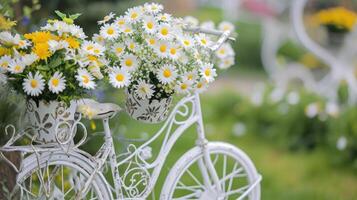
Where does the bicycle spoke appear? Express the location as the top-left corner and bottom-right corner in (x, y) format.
(224, 185), (250, 197)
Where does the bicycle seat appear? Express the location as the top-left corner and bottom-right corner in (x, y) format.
(76, 99), (121, 120)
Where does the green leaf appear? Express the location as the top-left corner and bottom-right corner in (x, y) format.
(69, 13), (81, 20)
(48, 56), (62, 69)
(55, 10), (66, 19)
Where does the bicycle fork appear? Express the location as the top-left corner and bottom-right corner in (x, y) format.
(194, 94), (223, 195)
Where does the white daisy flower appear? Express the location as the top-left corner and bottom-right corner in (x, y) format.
(120, 24), (134, 34)
(183, 16), (199, 26)
(22, 53), (38, 66)
(92, 43), (105, 56)
(183, 71), (197, 83)
(168, 44), (181, 60)
(157, 13), (172, 22)
(126, 39), (137, 52)
(100, 23), (119, 40)
(0, 31), (15, 44)
(48, 71), (66, 94)
(145, 36), (158, 48)
(114, 16), (127, 28)
(0, 55), (12, 70)
(157, 64), (177, 84)
(195, 78), (208, 93)
(144, 3), (163, 14)
(195, 33), (212, 48)
(200, 21), (215, 30)
(218, 21), (235, 32)
(76, 69), (96, 89)
(22, 71), (45, 96)
(112, 43), (126, 58)
(16, 37), (31, 49)
(155, 41), (169, 58)
(53, 21), (70, 36)
(215, 43), (234, 59)
(125, 7), (142, 23)
(8, 60), (25, 74)
(134, 80), (155, 99)
(157, 24), (173, 40)
(82, 41), (97, 54)
(180, 35), (195, 49)
(69, 25), (87, 39)
(48, 40), (69, 52)
(109, 67), (131, 88)
(98, 12), (115, 25)
(218, 56), (235, 69)
(120, 54), (139, 72)
(200, 63), (216, 82)
(92, 34), (105, 45)
(176, 80), (192, 94)
(142, 16), (157, 34)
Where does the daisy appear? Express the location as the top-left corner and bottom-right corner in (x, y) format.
(125, 7), (142, 23)
(215, 43), (234, 59)
(76, 69), (96, 89)
(195, 33), (211, 48)
(22, 53), (38, 66)
(126, 39), (137, 52)
(92, 43), (105, 56)
(142, 16), (157, 34)
(144, 3), (163, 14)
(48, 71), (66, 94)
(0, 31), (15, 44)
(180, 35), (195, 49)
(157, 13), (172, 22)
(16, 37), (31, 49)
(92, 34), (105, 45)
(114, 16), (127, 29)
(218, 21), (235, 32)
(0, 55), (12, 70)
(155, 41), (169, 57)
(134, 80), (155, 99)
(112, 43), (125, 58)
(109, 67), (131, 88)
(22, 71), (45, 96)
(176, 80), (192, 94)
(200, 63), (216, 82)
(168, 44), (181, 60)
(157, 64), (177, 84)
(120, 54), (139, 72)
(70, 25), (87, 39)
(157, 24), (173, 40)
(144, 35), (158, 48)
(100, 23), (119, 40)
(8, 60), (25, 74)
(183, 71), (197, 83)
(48, 40), (69, 52)
(82, 41), (97, 54)
(98, 12), (115, 25)
(120, 24), (134, 35)
(194, 78), (208, 93)
(218, 57), (235, 69)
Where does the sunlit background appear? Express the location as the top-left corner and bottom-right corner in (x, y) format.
(2, 0), (357, 199)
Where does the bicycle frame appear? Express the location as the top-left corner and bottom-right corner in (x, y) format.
(93, 93), (222, 199)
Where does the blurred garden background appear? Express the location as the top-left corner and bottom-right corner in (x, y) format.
(2, 0), (357, 199)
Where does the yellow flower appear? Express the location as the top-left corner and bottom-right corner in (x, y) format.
(315, 7), (357, 32)
(64, 36), (80, 49)
(24, 31), (55, 44)
(33, 43), (51, 60)
(0, 15), (16, 30)
(0, 47), (11, 56)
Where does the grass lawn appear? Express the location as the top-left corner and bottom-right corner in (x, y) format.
(82, 91), (357, 199)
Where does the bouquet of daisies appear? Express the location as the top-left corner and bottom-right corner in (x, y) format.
(96, 3), (235, 101)
(0, 11), (107, 104)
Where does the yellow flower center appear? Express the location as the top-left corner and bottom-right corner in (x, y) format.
(129, 43), (135, 50)
(131, 13), (138, 19)
(170, 48), (177, 55)
(14, 65), (22, 72)
(87, 46), (94, 51)
(163, 69), (172, 78)
(125, 59), (133, 67)
(184, 40), (190, 46)
(197, 82), (203, 89)
(187, 74), (193, 80)
(116, 74), (124, 81)
(116, 47), (123, 54)
(1, 62), (8, 68)
(219, 49), (225, 55)
(181, 83), (188, 90)
(124, 28), (132, 33)
(160, 45), (167, 53)
(107, 28), (115, 35)
(82, 75), (89, 84)
(18, 40), (25, 46)
(147, 22), (154, 29)
(201, 39), (207, 45)
(118, 20), (125, 26)
(149, 38), (156, 45)
(87, 55), (98, 62)
(94, 49), (100, 54)
(204, 69), (211, 76)
(161, 28), (169, 36)
(30, 80), (38, 88)
(52, 78), (60, 87)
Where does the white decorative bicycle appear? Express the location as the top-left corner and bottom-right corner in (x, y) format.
(0, 29), (261, 200)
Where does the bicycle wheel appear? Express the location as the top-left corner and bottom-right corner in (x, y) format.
(15, 151), (112, 200)
(161, 142), (261, 200)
